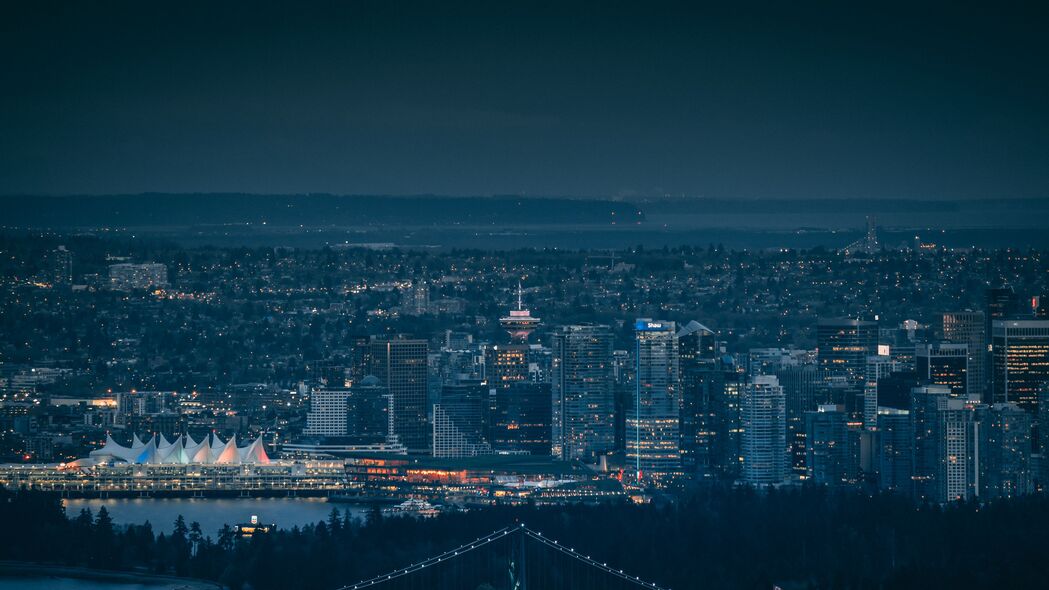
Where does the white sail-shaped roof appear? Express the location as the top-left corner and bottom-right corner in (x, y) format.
(83, 433), (269, 465)
(90, 434), (140, 463)
(238, 436), (271, 464)
(134, 436), (160, 464)
(213, 434), (240, 464)
(209, 433), (226, 462)
(158, 435), (188, 464)
(186, 436), (212, 463)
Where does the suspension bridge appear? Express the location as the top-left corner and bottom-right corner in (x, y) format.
(336, 523), (670, 590)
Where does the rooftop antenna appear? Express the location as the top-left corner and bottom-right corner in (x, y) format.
(517, 281), (523, 311)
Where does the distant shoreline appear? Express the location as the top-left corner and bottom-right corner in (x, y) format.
(0, 561), (224, 589)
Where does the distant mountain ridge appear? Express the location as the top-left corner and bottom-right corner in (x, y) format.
(641, 196), (1049, 214)
(0, 194), (644, 228)
(3, 194), (1046, 230)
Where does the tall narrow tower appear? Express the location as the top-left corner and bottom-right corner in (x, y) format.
(500, 282), (540, 343)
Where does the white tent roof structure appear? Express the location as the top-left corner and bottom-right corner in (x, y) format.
(88, 433), (270, 465)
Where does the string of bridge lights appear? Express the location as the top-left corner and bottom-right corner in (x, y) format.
(523, 528), (669, 590)
(337, 526), (517, 589)
(337, 523), (670, 590)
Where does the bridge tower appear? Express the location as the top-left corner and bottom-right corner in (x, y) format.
(508, 524), (527, 590)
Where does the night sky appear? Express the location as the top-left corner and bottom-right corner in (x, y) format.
(2, 1), (1047, 199)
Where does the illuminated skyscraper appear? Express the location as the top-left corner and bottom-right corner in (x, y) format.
(777, 363), (823, 476)
(976, 402), (1033, 500)
(481, 286), (551, 456)
(52, 245), (72, 285)
(742, 375), (788, 485)
(551, 325), (614, 462)
(305, 377), (392, 444)
(485, 345), (530, 387)
(678, 321), (727, 477)
(485, 282), (541, 390)
(991, 320), (1049, 412)
(864, 353), (899, 430)
(817, 318), (879, 382)
(985, 286), (1020, 332)
(627, 319), (680, 481)
(677, 320), (717, 365)
(367, 337), (429, 453)
(916, 343), (969, 398)
(433, 382), (492, 458)
(911, 385), (982, 503)
(876, 408), (912, 495)
(805, 404), (859, 487)
(943, 311), (987, 398)
(488, 382), (552, 455)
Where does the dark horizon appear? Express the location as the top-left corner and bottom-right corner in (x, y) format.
(3, 1), (1048, 199)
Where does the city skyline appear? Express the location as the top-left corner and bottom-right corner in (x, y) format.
(4, 2), (1049, 588)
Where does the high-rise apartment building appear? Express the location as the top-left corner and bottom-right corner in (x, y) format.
(488, 382), (552, 455)
(817, 318), (879, 382)
(910, 385), (980, 503)
(805, 404), (859, 487)
(986, 286), (1020, 331)
(678, 320), (716, 476)
(627, 319), (680, 481)
(485, 345), (530, 387)
(776, 363), (822, 477)
(741, 375), (788, 485)
(976, 403), (1033, 500)
(991, 320), (1049, 412)
(433, 382), (492, 458)
(52, 245), (72, 285)
(864, 354), (899, 429)
(876, 408), (912, 495)
(367, 337), (429, 452)
(916, 342), (970, 398)
(305, 377), (391, 444)
(551, 325), (614, 462)
(942, 311), (987, 399)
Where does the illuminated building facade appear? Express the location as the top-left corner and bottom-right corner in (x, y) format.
(864, 353), (898, 430)
(916, 342), (970, 398)
(433, 382), (492, 458)
(488, 382), (552, 455)
(367, 337), (429, 453)
(910, 386), (982, 503)
(485, 345), (530, 388)
(777, 363), (822, 477)
(817, 318), (879, 383)
(876, 408), (912, 495)
(805, 404), (859, 487)
(627, 319), (680, 481)
(977, 402), (1033, 500)
(991, 320), (1049, 413)
(551, 324), (614, 462)
(304, 377), (391, 444)
(741, 375), (788, 485)
(942, 311), (987, 398)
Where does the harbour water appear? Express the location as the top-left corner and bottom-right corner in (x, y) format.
(63, 497), (368, 536)
(0, 578), (184, 590)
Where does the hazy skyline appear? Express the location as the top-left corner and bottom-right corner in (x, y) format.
(2, 1), (1047, 199)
